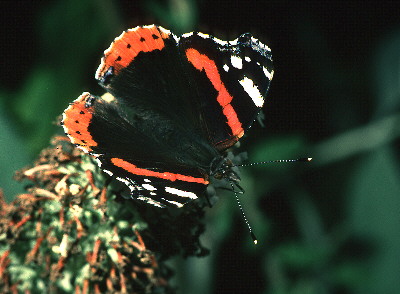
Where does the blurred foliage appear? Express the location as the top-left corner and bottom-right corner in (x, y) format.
(0, 1), (399, 293)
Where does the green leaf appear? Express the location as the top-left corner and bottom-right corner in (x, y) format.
(348, 147), (400, 294)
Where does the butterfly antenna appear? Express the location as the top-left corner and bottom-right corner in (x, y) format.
(235, 157), (312, 167)
(229, 181), (258, 244)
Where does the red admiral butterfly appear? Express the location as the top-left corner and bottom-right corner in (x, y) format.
(62, 25), (273, 241)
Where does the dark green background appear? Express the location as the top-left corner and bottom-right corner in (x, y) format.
(1, 1), (399, 293)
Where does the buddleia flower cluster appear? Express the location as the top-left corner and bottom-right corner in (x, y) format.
(0, 136), (208, 293)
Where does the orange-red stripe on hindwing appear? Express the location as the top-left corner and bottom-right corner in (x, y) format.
(111, 158), (209, 184)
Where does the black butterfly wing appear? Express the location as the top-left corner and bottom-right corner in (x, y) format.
(178, 32), (274, 150)
(62, 25), (273, 207)
(95, 25), (203, 137)
(97, 155), (208, 208)
(95, 25), (273, 151)
(62, 92), (212, 207)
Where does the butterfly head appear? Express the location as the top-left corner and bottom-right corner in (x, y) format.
(209, 155), (241, 185)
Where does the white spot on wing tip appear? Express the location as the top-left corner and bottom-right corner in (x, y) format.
(223, 64), (229, 72)
(239, 76), (264, 107)
(263, 67), (274, 80)
(230, 55), (243, 69)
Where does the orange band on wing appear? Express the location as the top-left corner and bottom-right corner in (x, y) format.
(62, 92), (97, 152)
(185, 48), (244, 138)
(96, 25), (170, 79)
(111, 158), (209, 184)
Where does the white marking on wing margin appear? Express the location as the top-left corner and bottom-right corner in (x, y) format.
(165, 187), (198, 199)
(162, 198), (184, 208)
(137, 196), (164, 208)
(239, 76), (264, 107)
(263, 67), (274, 80)
(231, 55), (243, 69)
(142, 184), (157, 191)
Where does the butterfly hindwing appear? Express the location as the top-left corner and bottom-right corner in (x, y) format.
(62, 92), (211, 207)
(97, 155), (207, 208)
